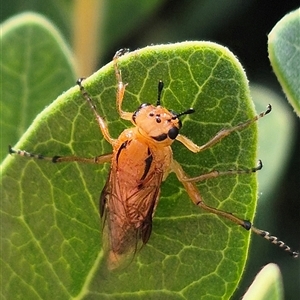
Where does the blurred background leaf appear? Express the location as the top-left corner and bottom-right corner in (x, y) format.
(242, 264), (284, 300)
(0, 12), (76, 161)
(1, 1), (300, 299)
(268, 8), (300, 116)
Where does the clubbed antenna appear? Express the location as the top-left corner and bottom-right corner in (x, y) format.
(155, 80), (194, 118)
(175, 108), (195, 118)
(157, 80), (164, 106)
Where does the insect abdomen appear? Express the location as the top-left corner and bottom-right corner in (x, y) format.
(101, 130), (171, 269)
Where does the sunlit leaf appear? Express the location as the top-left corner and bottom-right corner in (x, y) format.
(1, 41), (259, 299)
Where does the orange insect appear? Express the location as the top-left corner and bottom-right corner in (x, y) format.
(9, 49), (298, 270)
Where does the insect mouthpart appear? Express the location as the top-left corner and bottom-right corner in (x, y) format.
(151, 133), (168, 141)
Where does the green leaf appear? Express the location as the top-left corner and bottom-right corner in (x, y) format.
(268, 8), (300, 116)
(0, 12), (76, 161)
(242, 264), (284, 300)
(1, 42), (259, 299)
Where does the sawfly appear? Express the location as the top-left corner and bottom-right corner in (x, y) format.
(10, 49), (298, 270)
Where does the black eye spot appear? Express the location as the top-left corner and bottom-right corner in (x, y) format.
(168, 127), (179, 140)
(156, 117), (161, 123)
(149, 113), (154, 117)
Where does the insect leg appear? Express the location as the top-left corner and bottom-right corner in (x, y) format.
(171, 159), (298, 257)
(9, 145), (112, 164)
(113, 49), (133, 121)
(183, 160), (263, 183)
(77, 78), (115, 145)
(176, 105), (272, 153)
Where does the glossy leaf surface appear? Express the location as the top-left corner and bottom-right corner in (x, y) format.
(1, 41), (259, 299)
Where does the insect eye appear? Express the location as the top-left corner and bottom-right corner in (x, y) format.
(168, 127), (179, 140)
